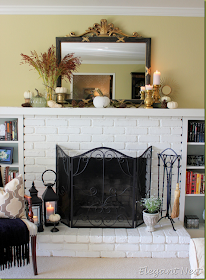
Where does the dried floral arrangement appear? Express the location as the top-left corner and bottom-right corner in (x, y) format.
(20, 45), (81, 100)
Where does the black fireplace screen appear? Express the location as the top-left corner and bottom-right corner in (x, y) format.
(56, 146), (152, 228)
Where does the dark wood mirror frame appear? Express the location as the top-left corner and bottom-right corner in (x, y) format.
(56, 20), (151, 95)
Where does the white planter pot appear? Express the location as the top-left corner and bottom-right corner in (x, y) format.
(93, 96), (110, 108)
(143, 210), (160, 232)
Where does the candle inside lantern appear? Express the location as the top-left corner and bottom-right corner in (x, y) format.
(153, 70), (161, 85)
(46, 204), (54, 216)
(145, 85), (153, 91)
(33, 215), (38, 225)
(140, 86), (145, 91)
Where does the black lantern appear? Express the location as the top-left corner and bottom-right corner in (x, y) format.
(29, 181), (44, 232)
(41, 169), (58, 226)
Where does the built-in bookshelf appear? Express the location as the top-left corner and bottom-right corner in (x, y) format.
(181, 118), (205, 238)
(0, 116), (23, 178)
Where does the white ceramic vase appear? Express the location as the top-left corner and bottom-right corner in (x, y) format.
(143, 210), (159, 232)
(93, 96), (110, 108)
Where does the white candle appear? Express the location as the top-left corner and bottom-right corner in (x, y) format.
(33, 215), (38, 225)
(153, 70), (161, 85)
(140, 86), (145, 91)
(47, 204), (54, 216)
(145, 85), (153, 91)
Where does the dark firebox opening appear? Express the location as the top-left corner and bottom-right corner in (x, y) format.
(56, 146), (152, 228)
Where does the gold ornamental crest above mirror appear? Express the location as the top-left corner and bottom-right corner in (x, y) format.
(66, 19), (142, 42)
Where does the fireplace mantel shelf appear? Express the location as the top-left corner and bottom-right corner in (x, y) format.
(0, 107), (204, 117)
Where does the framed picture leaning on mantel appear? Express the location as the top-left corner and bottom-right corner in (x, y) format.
(0, 147), (13, 164)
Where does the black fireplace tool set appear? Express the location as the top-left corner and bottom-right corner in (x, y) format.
(157, 148), (181, 231)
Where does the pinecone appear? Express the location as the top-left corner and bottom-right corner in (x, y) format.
(161, 100), (167, 108)
(78, 101), (85, 108)
(72, 100), (77, 107)
(119, 103), (127, 108)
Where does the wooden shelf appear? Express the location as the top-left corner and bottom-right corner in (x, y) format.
(186, 165), (205, 170)
(0, 140), (19, 144)
(187, 142), (205, 146)
(0, 162), (19, 168)
(185, 194), (205, 197)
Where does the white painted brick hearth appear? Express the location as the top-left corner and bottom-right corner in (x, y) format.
(36, 219), (190, 258)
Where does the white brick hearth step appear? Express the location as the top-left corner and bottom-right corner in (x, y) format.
(36, 219), (191, 258)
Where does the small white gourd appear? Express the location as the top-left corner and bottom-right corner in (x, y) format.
(47, 100), (62, 108)
(167, 101), (178, 109)
(49, 214), (61, 222)
(160, 96), (171, 103)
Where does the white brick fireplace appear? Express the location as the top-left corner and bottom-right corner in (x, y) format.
(22, 108), (184, 201)
(1, 107), (203, 258)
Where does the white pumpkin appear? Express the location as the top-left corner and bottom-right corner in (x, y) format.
(49, 213), (61, 222)
(47, 100), (62, 108)
(160, 96), (171, 103)
(167, 101), (178, 109)
(55, 87), (67, 94)
(24, 90), (33, 99)
(93, 96), (110, 108)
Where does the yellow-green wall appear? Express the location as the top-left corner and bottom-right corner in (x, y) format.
(0, 15), (204, 108)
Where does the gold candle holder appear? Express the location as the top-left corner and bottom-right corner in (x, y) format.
(57, 93), (66, 104)
(153, 84), (161, 103)
(140, 91), (145, 100)
(144, 90), (154, 109)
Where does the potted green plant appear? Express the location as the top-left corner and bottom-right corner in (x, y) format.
(141, 196), (161, 232)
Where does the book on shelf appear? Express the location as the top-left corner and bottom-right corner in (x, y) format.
(0, 124), (5, 140)
(188, 121), (205, 143)
(12, 120), (18, 141)
(1, 120), (18, 141)
(0, 165), (19, 187)
(187, 154), (204, 167)
(8, 170), (18, 182)
(186, 170), (205, 194)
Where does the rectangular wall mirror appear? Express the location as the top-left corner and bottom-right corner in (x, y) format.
(56, 19), (151, 100)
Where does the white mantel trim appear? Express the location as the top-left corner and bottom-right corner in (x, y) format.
(0, 107), (204, 117)
(0, 6), (204, 17)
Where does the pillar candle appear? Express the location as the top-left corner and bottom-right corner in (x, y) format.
(153, 70), (161, 85)
(46, 204), (54, 216)
(140, 86), (145, 91)
(145, 85), (153, 91)
(33, 215), (38, 225)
